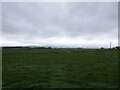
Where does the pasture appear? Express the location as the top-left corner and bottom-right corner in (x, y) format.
(2, 48), (118, 88)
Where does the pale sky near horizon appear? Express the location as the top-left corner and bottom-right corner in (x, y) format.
(1, 2), (118, 48)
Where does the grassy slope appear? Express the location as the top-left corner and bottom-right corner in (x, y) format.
(2, 48), (118, 88)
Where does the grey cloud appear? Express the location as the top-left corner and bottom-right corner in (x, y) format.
(2, 2), (118, 47)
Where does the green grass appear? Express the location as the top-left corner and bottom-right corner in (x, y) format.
(2, 48), (118, 88)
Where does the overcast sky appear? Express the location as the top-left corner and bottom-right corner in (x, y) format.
(1, 2), (118, 48)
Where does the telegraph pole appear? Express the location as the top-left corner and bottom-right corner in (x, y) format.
(110, 42), (111, 49)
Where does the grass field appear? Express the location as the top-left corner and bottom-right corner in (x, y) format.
(2, 48), (118, 88)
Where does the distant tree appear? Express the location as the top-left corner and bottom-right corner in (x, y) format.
(115, 46), (120, 49)
(101, 47), (104, 49)
(48, 47), (51, 49)
(38, 47), (45, 49)
(112, 47), (115, 49)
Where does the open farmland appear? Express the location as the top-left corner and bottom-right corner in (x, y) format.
(2, 48), (118, 88)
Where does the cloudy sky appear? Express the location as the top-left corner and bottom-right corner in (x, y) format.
(1, 2), (118, 48)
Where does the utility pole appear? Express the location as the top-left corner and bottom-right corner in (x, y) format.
(110, 42), (111, 49)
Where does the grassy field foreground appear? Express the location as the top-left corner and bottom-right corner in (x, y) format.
(2, 48), (118, 88)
